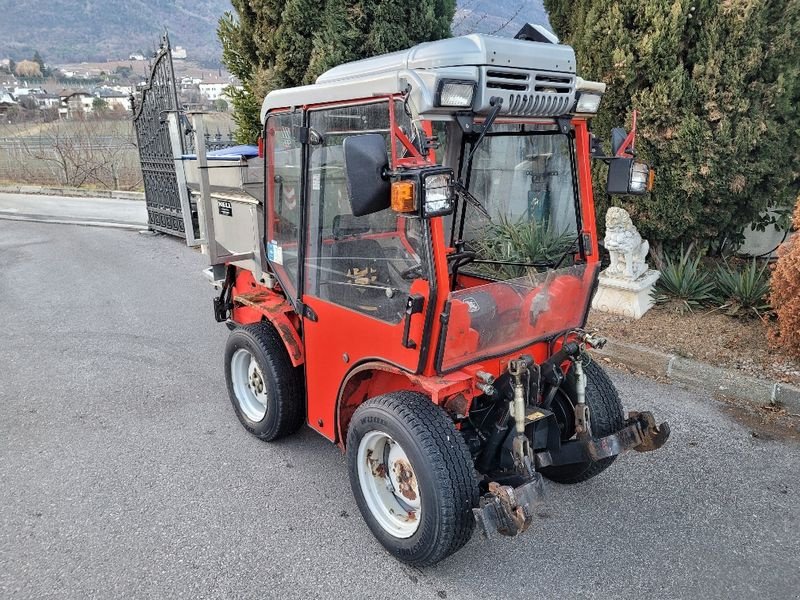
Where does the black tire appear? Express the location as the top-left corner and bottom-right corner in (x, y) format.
(346, 392), (478, 566)
(540, 359), (625, 484)
(224, 321), (304, 441)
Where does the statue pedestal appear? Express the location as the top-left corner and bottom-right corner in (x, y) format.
(591, 269), (660, 319)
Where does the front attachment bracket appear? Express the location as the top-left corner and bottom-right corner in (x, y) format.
(473, 475), (544, 538)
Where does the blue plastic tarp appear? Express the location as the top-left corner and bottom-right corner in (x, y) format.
(183, 145), (259, 160)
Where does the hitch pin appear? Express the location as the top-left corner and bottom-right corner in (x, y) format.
(573, 359), (591, 437)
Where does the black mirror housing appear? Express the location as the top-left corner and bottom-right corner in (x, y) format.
(343, 134), (391, 217)
(607, 157), (652, 195)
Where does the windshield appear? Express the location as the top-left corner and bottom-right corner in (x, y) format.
(456, 124), (580, 280)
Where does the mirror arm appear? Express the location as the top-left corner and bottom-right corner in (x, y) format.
(464, 97), (503, 167)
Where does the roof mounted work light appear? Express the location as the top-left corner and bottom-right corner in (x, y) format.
(575, 91), (602, 114)
(436, 80), (476, 108)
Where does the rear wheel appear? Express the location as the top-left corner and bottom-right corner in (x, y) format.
(346, 392), (478, 566)
(540, 359), (625, 484)
(224, 322), (303, 441)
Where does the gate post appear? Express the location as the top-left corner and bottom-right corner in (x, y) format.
(166, 112), (201, 247)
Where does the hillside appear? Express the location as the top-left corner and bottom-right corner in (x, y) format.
(1, 0), (548, 65)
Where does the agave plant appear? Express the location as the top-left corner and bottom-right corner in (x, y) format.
(651, 245), (716, 313)
(713, 258), (772, 318)
(471, 217), (576, 278)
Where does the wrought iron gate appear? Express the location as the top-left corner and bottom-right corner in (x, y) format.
(131, 33), (187, 237)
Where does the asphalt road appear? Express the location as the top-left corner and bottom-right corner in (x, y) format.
(1, 220), (798, 600)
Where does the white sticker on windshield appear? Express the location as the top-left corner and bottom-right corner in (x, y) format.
(312, 173), (321, 190)
(267, 240), (284, 265)
(463, 297), (480, 313)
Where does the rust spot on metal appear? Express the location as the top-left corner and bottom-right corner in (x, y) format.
(366, 449), (387, 478)
(276, 322), (303, 360)
(444, 393), (470, 418)
(393, 459), (417, 502)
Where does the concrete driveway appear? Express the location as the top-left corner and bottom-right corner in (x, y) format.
(1, 220), (798, 599)
(0, 191), (147, 228)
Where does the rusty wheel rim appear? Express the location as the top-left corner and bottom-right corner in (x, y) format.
(231, 348), (268, 422)
(357, 431), (421, 538)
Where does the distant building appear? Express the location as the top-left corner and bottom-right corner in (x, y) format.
(13, 85), (45, 97)
(0, 89), (18, 116)
(95, 87), (132, 111)
(58, 89), (94, 117)
(35, 94), (60, 109)
(173, 46), (187, 60)
(199, 80), (229, 102)
(129, 54), (146, 61)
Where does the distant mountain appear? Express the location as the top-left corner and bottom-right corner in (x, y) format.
(1, 0), (548, 66)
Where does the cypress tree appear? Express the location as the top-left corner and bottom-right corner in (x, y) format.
(275, 0), (323, 86)
(305, 0), (371, 79)
(305, 0), (456, 81)
(218, 0), (286, 143)
(543, 0), (800, 251)
(221, 0), (457, 141)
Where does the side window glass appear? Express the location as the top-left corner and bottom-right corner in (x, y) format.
(304, 102), (428, 323)
(265, 112), (303, 297)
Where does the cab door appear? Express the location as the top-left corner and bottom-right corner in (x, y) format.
(264, 111), (303, 298)
(300, 100), (431, 441)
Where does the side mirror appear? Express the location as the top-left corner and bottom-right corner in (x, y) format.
(607, 158), (654, 195)
(343, 134), (391, 217)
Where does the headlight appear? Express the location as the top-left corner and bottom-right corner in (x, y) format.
(575, 92), (602, 114)
(629, 161), (650, 193)
(436, 80), (476, 108)
(422, 171), (454, 217)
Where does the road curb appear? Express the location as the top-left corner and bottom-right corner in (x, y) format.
(0, 212), (147, 231)
(0, 184), (145, 201)
(594, 338), (800, 413)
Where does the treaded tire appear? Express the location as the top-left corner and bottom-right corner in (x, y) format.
(346, 392), (478, 566)
(540, 359), (625, 484)
(224, 321), (304, 441)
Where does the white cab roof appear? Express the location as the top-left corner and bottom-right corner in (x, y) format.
(262, 34), (583, 122)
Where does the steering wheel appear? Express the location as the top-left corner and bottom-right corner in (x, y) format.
(448, 250), (476, 271)
(400, 263), (424, 280)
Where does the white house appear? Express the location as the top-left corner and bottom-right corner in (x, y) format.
(199, 80), (229, 101)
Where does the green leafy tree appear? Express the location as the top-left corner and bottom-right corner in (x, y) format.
(544, 0), (800, 251)
(218, 0), (286, 143)
(92, 97), (109, 113)
(306, 0), (456, 79)
(275, 0), (324, 86)
(221, 0), (456, 142)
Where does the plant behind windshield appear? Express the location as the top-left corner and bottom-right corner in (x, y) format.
(461, 127), (579, 279)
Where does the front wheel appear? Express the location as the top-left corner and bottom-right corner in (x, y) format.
(540, 359), (625, 484)
(346, 392), (478, 566)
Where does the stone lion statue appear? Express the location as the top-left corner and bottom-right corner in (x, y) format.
(604, 207), (649, 280)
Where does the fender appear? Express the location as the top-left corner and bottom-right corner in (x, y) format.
(335, 360), (474, 448)
(231, 290), (304, 367)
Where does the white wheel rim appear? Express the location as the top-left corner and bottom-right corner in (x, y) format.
(357, 431), (421, 538)
(230, 348), (268, 422)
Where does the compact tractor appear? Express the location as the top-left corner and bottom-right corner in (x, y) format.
(182, 25), (669, 566)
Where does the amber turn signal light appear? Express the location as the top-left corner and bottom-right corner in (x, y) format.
(647, 168), (656, 192)
(391, 181), (416, 212)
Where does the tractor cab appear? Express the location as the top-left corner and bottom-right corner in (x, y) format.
(197, 27), (668, 566)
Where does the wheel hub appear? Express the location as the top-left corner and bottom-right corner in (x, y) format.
(357, 431), (421, 538)
(230, 348), (268, 422)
